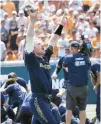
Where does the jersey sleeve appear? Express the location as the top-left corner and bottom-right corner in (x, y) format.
(91, 64), (100, 75)
(5, 85), (14, 94)
(17, 77), (27, 89)
(62, 56), (69, 67)
(58, 57), (64, 68)
(24, 52), (38, 68)
(42, 45), (53, 62)
(1, 92), (6, 105)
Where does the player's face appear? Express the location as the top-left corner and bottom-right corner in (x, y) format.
(34, 41), (45, 56)
(65, 48), (70, 54)
(70, 47), (78, 54)
(70, 47), (74, 54)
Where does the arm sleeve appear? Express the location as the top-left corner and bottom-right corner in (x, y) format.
(24, 52), (37, 67)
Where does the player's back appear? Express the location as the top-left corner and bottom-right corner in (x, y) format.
(64, 53), (90, 87)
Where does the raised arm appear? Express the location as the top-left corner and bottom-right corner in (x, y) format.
(25, 11), (37, 53)
(49, 14), (66, 46)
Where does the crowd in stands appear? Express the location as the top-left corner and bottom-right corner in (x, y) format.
(0, 0), (100, 61)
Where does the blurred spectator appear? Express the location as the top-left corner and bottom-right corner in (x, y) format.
(76, 15), (89, 32)
(9, 11), (18, 28)
(92, 31), (100, 57)
(0, 40), (6, 61)
(18, 33), (26, 60)
(68, 29), (79, 42)
(93, 9), (100, 30)
(65, 8), (74, 33)
(18, 0), (24, 12)
(0, 2), (6, 18)
(69, 0), (83, 11)
(0, 19), (9, 46)
(5, 50), (17, 61)
(16, 33), (25, 47)
(2, 0), (16, 18)
(74, 27), (84, 41)
(18, 24), (26, 34)
(58, 32), (69, 58)
(82, 0), (92, 12)
(13, 0), (19, 13)
(37, 1), (44, 13)
(9, 20), (18, 51)
(3, 12), (10, 32)
(84, 21), (98, 39)
(92, 31), (100, 49)
(47, 1), (56, 13)
(17, 10), (27, 29)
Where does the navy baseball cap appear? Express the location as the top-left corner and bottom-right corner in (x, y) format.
(70, 41), (80, 48)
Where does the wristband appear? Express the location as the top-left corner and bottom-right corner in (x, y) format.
(54, 24), (63, 36)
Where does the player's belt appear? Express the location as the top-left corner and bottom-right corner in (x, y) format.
(32, 93), (52, 100)
(66, 82), (87, 87)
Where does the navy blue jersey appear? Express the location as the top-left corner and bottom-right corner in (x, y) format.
(21, 93), (33, 114)
(91, 62), (100, 82)
(17, 77), (27, 89)
(63, 53), (90, 87)
(22, 93), (32, 109)
(57, 56), (69, 81)
(1, 92), (5, 106)
(24, 46), (53, 94)
(5, 83), (24, 106)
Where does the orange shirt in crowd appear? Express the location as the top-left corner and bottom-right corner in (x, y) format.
(37, 4), (44, 13)
(2, 2), (16, 18)
(82, 0), (92, 6)
(64, 15), (74, 33)
(44, 42), (58, 57)
(92, 36), (100, 48)
(92, 36), (100, 57)
(66, 34), (72, 39)
(5, 54), (17, 61)
(52, 43), (59, 57)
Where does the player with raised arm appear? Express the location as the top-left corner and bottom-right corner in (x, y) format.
(24, 9), (66, 124)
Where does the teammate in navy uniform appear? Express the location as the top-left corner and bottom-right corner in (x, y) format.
(1, 78), (25, 122)
(19, 93), (33, 124)
(63, 41), (90, 124)
(8, 72), (29, 93)
(24, 10), (66, 124)
(91, 61), (100, 122)
(52, 46), (70, 88)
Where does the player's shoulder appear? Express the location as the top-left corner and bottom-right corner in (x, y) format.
(65, 54), (73, 58)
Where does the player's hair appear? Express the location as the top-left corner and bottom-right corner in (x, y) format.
(5, 78), (16, 88)
(8, 72), (17, 79)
